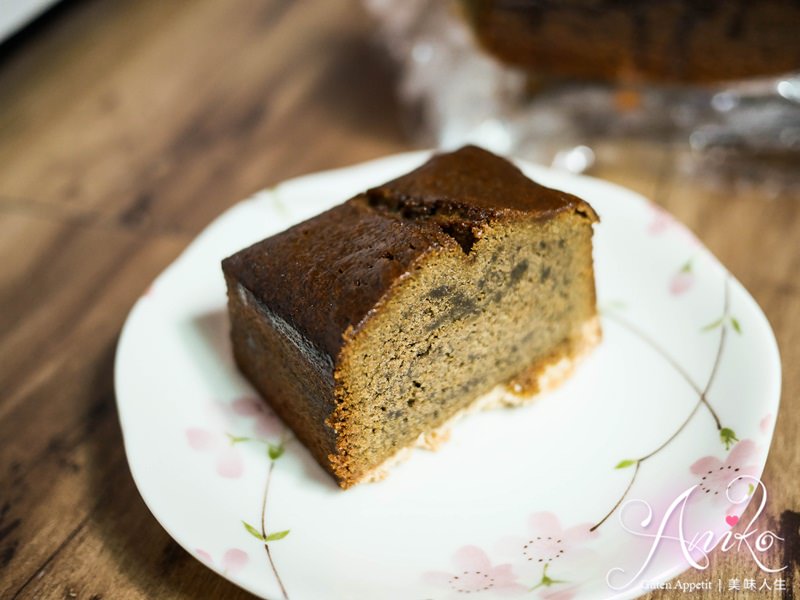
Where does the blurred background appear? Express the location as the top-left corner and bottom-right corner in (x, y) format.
(366, 0), (800, 191)
(0, 1), (798, 599)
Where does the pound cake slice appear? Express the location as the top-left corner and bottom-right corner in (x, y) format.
(222, 146), (600, 488)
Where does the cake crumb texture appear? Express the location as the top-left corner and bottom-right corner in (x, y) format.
(222, 146), (601, 488)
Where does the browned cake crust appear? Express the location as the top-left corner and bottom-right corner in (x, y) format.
(462, 0), (800, 83)
(224, 147), (595, 359)
(223, 146), (600, 488)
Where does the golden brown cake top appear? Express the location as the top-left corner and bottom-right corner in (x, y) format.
(222, 146), (596, 362)
(367, 145), (592, 221)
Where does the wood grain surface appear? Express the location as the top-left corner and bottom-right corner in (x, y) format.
(0, 1), (797, 598)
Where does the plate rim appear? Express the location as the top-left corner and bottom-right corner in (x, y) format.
(114, 149), (783, 600)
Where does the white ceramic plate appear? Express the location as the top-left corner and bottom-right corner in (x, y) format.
(115, 151), (781, 600)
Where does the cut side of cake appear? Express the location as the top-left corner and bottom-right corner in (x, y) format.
(222, 146), (600, 488)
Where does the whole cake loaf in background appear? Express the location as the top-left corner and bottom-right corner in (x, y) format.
(462, 0), (800, 82)
(222, 146), (600, 488)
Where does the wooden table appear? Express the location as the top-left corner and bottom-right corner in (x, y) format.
(0, 1), (797, 598)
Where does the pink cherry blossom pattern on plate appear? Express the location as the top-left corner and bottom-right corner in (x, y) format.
(669, 261), (695, 296)
(194, 548), (249, 575)
(690, 439), (758, 506)
(221, 548), (249, 574)
(186, 427), (221, 451)
(423, 545), (526, 597)
(647, 204), (675, 235)
(205, 400), (236, 430)
(646, 203), (702, 248)
(519, 512), (597, 566)
(230, 395), (283, 439)
(185, 427), (244, 479)
(215, 445), (244, 479)
(539, 583), (581, 600)
(760, 413), (773, 435)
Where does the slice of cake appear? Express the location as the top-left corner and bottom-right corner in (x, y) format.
(222, 146), (600, 488)
(462, 0), (800, 83)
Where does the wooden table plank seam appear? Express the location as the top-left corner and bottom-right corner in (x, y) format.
(10, 512), (92, 600)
